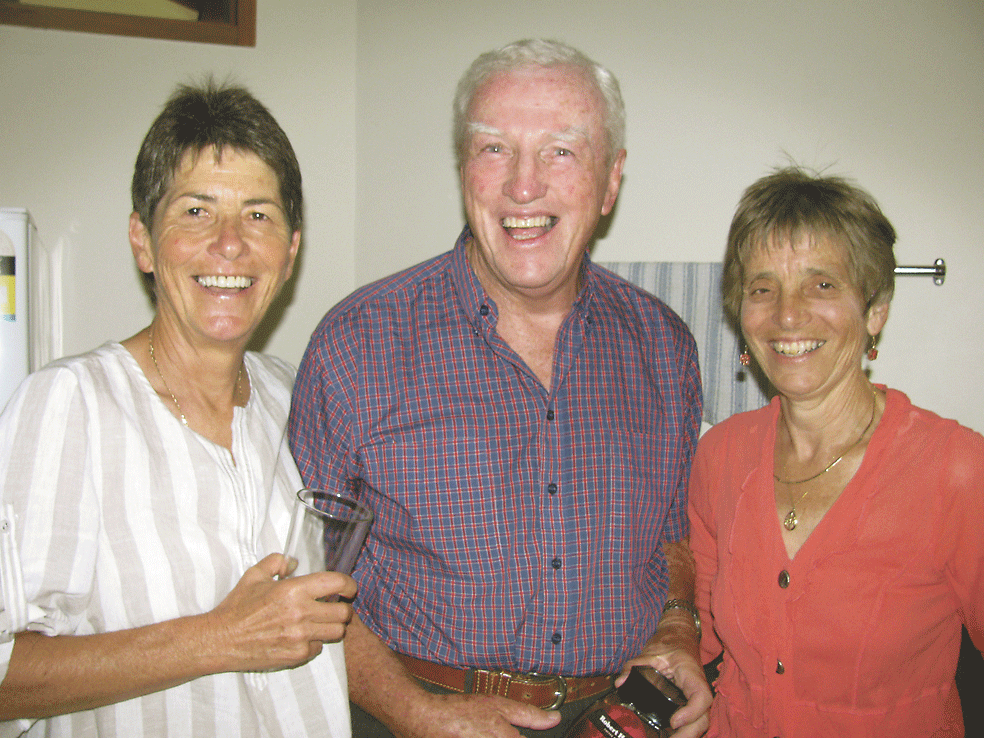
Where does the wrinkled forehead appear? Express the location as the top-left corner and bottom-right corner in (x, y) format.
(742, 224), (849, 265)
(469, 64), (606, 128)
(173, 143), (243, 173)
(742, 229), (867, 298)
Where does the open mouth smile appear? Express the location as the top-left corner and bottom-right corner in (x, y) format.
(770, 339), (825, 357)
(501, 215), (558, 241)
(196, 275), (254, 290)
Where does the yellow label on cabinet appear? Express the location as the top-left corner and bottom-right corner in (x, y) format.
(1, 246), (15, 321)
(1, 274), (13, 320)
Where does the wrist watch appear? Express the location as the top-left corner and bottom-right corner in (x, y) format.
(661, 598), (702, 642)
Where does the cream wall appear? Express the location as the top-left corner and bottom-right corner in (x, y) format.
(1, 0), (982, 431)
(0, 0), (357, 366)
(356, 0), (984, 431)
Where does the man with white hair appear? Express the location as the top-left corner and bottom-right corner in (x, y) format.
(290, 39), (712, 737)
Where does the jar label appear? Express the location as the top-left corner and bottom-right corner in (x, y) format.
(584, 704), (646, 738)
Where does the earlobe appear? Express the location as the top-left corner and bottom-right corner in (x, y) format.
(601, 149), (626, 216)
(129, 212), (155, 275)
(284, 230), (301, 280)
(866, 300), (890, 335)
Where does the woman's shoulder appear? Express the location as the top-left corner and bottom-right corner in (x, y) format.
(13, 342), (132, 393)
(882, 387), (984, 477)
(0, 343), (139, 436)
(244, 353), (298, 420)
(884, 387), (982, 442)
(37, 341), (125, 367)
(701, 398), (777, 445)
(245, 352), (296, 386)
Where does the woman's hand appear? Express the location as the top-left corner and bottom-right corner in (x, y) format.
(617, 615), (711, 738)
(0, 554), (356, 719)
(203, 553), (357, 673)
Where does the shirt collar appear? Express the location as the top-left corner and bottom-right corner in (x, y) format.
(449, 225), (597, 328)
(449, 226), (488, 326)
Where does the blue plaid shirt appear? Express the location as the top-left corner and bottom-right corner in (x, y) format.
(289, 229), (702, 676)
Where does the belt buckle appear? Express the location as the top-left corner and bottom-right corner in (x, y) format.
(524, 672), (568, 709)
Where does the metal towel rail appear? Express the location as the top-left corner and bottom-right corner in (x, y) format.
(895, 258), (946, 285)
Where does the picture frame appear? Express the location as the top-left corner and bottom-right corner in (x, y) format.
(0, 0), (255, 46)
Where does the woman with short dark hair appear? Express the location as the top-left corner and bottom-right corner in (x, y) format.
(0, 80), (355, 737)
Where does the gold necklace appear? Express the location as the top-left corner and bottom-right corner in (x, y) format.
(776, 389), (878, 531)
(148, 329), (242, 428)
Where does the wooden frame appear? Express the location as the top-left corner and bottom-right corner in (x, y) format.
(0, 0), (255, 46)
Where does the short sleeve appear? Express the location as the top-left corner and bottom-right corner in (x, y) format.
(665, 336), (703, 543)
(0, 504), (28, 643)
(0, 503), (36, 735)
(688, 430), (724, 662)
(940, 425), (984, 650)
(289, 314), (362, 498)
(0, 366), (98, 680)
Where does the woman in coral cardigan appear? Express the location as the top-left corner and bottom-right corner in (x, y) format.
(690, 166), (984, 737)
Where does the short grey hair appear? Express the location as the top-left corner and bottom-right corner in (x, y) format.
(452, 39), (626, 168)
(722, 166), (897, 323)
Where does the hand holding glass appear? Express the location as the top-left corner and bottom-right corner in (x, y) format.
(283, 489), (373, 578)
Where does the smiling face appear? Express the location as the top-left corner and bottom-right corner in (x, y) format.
(460, 64), (625, 304)
(740, 235), (888, 403)
(130, 146), (300, 349)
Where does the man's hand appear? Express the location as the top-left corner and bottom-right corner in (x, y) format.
(345, 613), (562, 738)
(395, 691), (561, 738)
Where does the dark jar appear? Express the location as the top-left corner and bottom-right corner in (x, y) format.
(563, 666), (687, 738)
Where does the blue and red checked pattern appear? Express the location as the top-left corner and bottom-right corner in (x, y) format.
(289, 229), (702, 676)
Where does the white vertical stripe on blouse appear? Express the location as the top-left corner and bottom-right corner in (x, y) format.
(0, 343), (349, 738)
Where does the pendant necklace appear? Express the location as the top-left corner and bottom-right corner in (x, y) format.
(148, 328), (242, 428)
(776, 389), (878, 531)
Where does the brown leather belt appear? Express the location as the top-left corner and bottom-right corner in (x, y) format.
(396, 653), (613, 710)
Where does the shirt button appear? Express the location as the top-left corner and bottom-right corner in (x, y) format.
(479, 304), (490, 316)
(547, 483), (558, 495)
(551, 633), (562, 645)
(778, 570), (790, 588)
(551, 557), (562, 570)
(776, 660), (785, 674)
(546, 409), (555, 421)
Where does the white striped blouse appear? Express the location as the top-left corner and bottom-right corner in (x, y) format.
(0, 343), (350, 737)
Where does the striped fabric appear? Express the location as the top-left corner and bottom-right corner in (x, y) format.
(598, 262), (769, 425)
(0, 343), (349, 738)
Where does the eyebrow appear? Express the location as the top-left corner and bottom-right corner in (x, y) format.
(174, 193), (283, 209)
(467, 123), (503, 138)
(744, 266), (843, 284)
(467, 122), (591, 142)
(553, 127), (590, 143)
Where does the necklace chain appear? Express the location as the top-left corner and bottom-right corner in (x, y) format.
(776, 389), (878, 531)
(148, 329), (242, 428)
